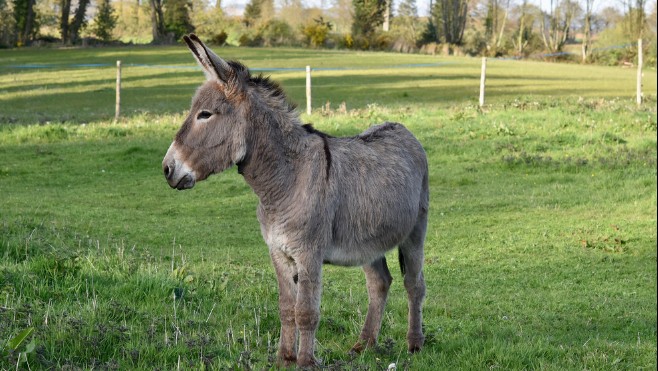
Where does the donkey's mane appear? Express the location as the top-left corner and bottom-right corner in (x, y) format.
(226, 60), (297, 114)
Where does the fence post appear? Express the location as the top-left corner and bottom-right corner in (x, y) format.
(479, 57), (487, 107)
(637, 39), (643, 106)
(115, 60), (121, 122)
(306, 65), (312, 115)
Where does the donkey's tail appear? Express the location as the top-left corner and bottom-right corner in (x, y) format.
(398, 248), (406, 276)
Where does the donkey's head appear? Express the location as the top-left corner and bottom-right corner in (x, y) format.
(162, 34), (251, 190)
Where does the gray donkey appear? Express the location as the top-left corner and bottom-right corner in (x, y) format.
(163, 34), (429, 367)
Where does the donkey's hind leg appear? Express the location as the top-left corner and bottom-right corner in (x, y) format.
(399, 213), (427, 352)
(350, 256), (393, 354)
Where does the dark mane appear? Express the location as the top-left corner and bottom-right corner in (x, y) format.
(227, 60), (297, 112)
(302, 123), (333, 138)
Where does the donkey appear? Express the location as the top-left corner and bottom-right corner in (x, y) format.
(162, 34), (429, 367)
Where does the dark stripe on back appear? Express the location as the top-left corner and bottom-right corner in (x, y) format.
(302, 124), (333, 180)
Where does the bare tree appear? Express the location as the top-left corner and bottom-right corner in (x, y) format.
(433, 0), (468, 44)
(512, 0), (536, 55)
(486, 0), (511, 55)
(581, 0), (594, 62)
(540, 0), (577, 53)
(149, 0), (166, 43)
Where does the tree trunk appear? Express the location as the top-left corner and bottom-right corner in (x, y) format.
(149, 0), (165, 43)
(69, 0), (90, 44)
(19, 0), (36, 46)
(60, 0), (71, 43)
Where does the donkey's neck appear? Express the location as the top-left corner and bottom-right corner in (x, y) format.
(237, 108), (307, 208)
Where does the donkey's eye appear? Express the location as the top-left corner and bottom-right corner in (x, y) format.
(196, 110), (213, 120)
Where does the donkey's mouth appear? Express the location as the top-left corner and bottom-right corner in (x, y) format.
(173, 174), (195, 190)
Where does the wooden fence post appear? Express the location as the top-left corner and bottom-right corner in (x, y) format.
(479, 57), (487, 107)
(306, 65), (312, 115)
(637, 39), (643, 106)
(115, 60), (121, 122)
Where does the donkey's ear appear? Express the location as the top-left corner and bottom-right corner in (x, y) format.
(183, 34), (231, 82)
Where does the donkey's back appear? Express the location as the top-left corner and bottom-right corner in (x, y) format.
(323, 122), (429, 267)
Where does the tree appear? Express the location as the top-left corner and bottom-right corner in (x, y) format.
(69, 0), (91, 44)
(243, 0), (262, 28)
(327, 0), (353, 34)
(581, 0), (594, 62)
(511, 0), (538, 55)
(539, 0), (578, 53)
(621, 0), (647, 39)
(394, 0), (420, 46)
(432, 0), (468, 44)
(164, 0), (193, 40)
(13, 0), (37, 46)
(352, 0), (385, 37)
(485, 0), (511, 55)
(149, 0), (166, 43)
(302, 16), (332, 47)
(59, 0), (71, 43)
(92, 0), (118, 42)
(0, 0), (16, 46)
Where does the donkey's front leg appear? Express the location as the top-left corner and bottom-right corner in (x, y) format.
(295, 255), (323, 367)
(269, 249), (298, 366)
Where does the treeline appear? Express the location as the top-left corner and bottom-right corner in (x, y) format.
(0, 0), (656, 65)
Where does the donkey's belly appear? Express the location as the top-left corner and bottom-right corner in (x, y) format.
(323, 234), (405, 267)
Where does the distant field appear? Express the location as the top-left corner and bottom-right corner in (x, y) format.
(0, 46), (656, 369)
(1, 45), (656, 124)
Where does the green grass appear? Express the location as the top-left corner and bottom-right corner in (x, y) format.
(1, 45), (656, 124)
(0, 46), (656, 369)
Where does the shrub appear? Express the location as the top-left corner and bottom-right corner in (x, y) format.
(301, 17), (332, 48)
(210, 31), (228, 46)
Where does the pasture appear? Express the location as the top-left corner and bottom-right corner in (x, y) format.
(1, 46), (657, 369)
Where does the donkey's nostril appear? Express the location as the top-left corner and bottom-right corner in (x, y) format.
(164, 164), (172, 180)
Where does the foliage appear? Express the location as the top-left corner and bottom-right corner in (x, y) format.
(164, 0), (194, 41)
(149, 0), (166, 43)
(259, 19), (296, 46)
(190, 1), (225, 44)
(302, 17), (332, 48)
(539, 0), (578, 53)
(431, 0), (468, 45)
(390, 0), (421, 52)
(351, 0), (385, 38)
(12, 0), (38, 46)
(0, 0), (15, 47)
(68, 0), (90, 44)
(242, 0), (262, 28)
(91, 0), (118, 43)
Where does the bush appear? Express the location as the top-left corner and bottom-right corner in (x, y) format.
(302, 17), (332, 48)
(210, 31), (228, 46)
(260, 19), (296, 46)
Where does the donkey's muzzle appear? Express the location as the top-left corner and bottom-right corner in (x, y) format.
(163, 142), (196, 190)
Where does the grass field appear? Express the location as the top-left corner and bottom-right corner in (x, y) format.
(1, 45), (657, 369)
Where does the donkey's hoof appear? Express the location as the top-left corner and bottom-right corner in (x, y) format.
(349, 341), (365, 354)
(407, 335), (425, 353)
(297, 355), (322, 369)
(276, 354), (296, 368)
